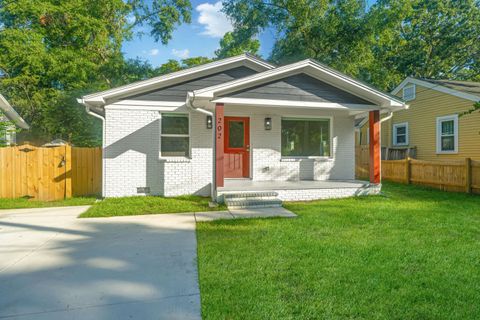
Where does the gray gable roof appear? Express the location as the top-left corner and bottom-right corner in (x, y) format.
(223, 74), (371, 104)
(419, 79), (480, 98)
(124, 66), (258, 102)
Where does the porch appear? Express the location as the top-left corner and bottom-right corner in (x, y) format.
(217, 179), (380, 202)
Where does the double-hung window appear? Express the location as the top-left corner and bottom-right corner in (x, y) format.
(161, 113), (189, 157)
(393, 122), (408, 146)
(436, 115), (458, 154)
(281, 118), (331, 157)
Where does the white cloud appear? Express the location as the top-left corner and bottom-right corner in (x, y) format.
(196, 1), (233, 38)
(149, 49), (160, 56)
(171, 48), (190, 59)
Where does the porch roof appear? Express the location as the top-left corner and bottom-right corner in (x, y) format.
(189, 59), (407, 114)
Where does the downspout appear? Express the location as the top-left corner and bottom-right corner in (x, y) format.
(78, 99), (106, 198)
(186, 92), (216, 200)
(380, 111), (393, 123)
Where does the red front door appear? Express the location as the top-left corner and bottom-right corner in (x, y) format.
(224, 117), (250, 178)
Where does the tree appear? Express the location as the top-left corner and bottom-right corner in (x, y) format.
(215, 31), (260, 58)
(367, 0), (480, 90)
(222, 0), (373, 73)
(0, 0), (193, 146)
(154, 57), (212, 75)
(128, 0), (192, 44)
(222, 0), (480, 91)
(460, 101), (480, 116)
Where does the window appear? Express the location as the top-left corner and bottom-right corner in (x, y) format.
(366, 128), (370, 145)
(403, 84), (416, 101)
(281, 118), (330, 157)
(228, 121), (245, 148)
(393, 122), (409, 146)
(436, 115), (458, 154)
(161, 113), (189, 157)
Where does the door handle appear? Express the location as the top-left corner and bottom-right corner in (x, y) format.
(246, 145), (250, 152)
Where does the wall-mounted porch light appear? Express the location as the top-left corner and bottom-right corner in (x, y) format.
(264, 117), (272, 130)
(206, 115), (213, 129)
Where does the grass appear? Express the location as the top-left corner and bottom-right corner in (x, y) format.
(80, 195), (227, 218)
(0, 197), (97, 209)
(197, 182), (480, 320)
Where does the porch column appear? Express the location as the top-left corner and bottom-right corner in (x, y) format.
(215, 103), (225, 188)
(369, 110), (381, 184)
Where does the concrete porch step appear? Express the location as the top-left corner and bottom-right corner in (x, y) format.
(225, 197), (283, 209)
(223, 191), (279, 199)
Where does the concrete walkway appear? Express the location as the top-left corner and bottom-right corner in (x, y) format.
(194, 207), (297, 222)
(0, 205), (296, 319)
(0, 207), (200, 320)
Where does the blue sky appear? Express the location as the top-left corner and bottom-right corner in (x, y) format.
(122, 0), (376, 67)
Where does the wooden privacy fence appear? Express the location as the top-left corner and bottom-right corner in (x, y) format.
(0, 144), (102, 201)
(356, 146), (480, 194)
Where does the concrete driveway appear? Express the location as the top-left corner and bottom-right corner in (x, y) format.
(0, 207), (200, 320)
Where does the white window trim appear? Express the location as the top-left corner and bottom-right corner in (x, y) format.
(393, 122), (409, 146)
(436, 114), (458, 154)
(403, 84), (416, 101)
(366, 127), (370, 145)
(159, 112), (191, 159)
(280, 116), (333, 159)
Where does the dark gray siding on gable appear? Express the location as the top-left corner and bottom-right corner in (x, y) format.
(123, 66), (257, 102)
(223, 74), (371, 104)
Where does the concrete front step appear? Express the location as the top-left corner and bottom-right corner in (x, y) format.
(225, 197), (283, 209)
(223, 191), (279, 199)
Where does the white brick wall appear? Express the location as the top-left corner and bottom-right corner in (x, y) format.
(104, 106), (212, 197)
(103, 104), (356, 198)
(275, 184), (381, 201)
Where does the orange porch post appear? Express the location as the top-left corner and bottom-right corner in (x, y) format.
(215, 103), (225, 188)
(369, 110), (381, 184)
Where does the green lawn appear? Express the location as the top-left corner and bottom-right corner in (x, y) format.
(197, 183), (480, 319)
(0, 197), (97, 209)
(80, 195), (227, 218)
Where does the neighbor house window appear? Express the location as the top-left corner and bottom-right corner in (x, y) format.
(161, 113), (189, 157)
(403, 84), (416, 101)
(436, 115), (458, 154)
(393, 122), (409, 146)
(281, 118), (330, 157)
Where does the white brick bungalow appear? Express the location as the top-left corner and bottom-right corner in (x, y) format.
(78, 54), (406, 202)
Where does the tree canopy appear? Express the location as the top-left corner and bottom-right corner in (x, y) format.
(0, 0), (193, 146)
(222, 0), (480, 90)
(0, 0), (479, 146)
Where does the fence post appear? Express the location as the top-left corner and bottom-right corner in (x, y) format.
(405, 157), (411, 184)
(465, 157), (472, 194)
(65, 145), (72, 199)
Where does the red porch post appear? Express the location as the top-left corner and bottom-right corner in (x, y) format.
(369, 110), (381, 184)
(215, 103), (225, 188)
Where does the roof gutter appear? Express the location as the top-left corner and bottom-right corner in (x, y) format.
(77, 98), (106, 198)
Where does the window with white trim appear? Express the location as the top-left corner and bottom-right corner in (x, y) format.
(436, 115), (458, 153)
(403, 84), (416, 101)
(393, 122), (408, 146)
(160, 113), (189, 157)
(281, 118), (331, 157)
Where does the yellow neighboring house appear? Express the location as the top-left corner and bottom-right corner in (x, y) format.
(356, 78), (480, 161)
